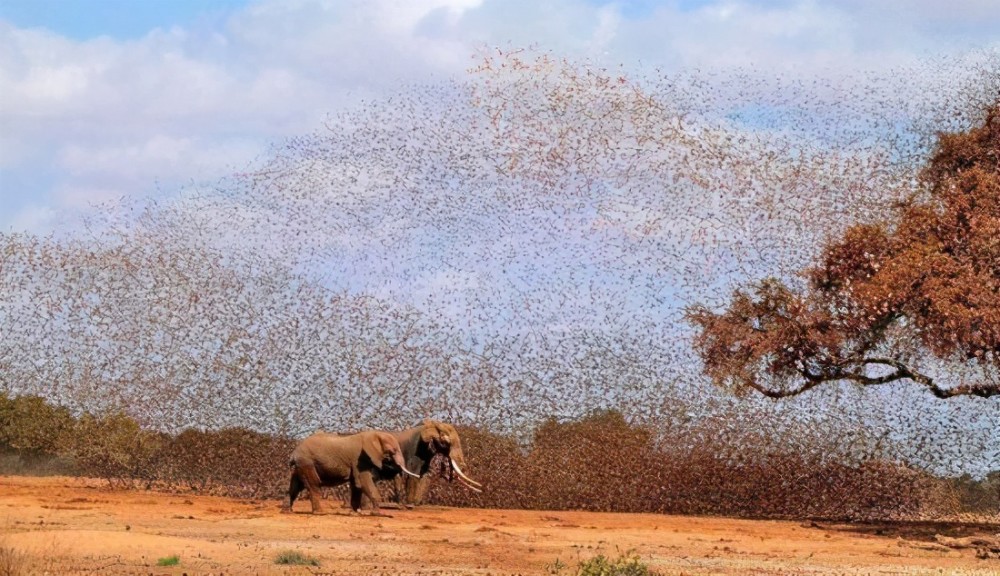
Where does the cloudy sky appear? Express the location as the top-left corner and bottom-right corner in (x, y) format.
(1, 0), (998, 234)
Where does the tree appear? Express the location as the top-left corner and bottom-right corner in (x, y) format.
(0, 393), (75, 462)
(688, 102), (1000, 399)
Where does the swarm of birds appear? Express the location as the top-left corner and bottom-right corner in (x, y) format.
(1, 48), (997, 520)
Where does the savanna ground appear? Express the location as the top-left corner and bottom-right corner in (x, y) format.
(1, 476), (997, 575)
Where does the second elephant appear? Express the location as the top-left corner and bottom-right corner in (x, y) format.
(388, 419), (482, 507)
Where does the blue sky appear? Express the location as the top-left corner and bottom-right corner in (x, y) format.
(0, 1), (705, 39)
(1, 0), (999, 233)
(0, 0), (247, 40)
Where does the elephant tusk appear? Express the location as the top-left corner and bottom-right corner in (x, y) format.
(450, 459), (483, 489)
(401, 464), (421, 479)
(456, 474), (483, 493)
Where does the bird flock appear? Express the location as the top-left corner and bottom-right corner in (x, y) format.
(1, 48), (997, 518)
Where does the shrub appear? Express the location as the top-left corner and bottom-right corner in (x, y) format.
(0, 393), (970, 521)
(274, 550), (320, 566)
(71, 412), (168, 488)
(418, 411), (949, 521)
(156, 555), (180, 566)
(162, 428), (218, 492)
(951, 471), (1000, 516)
(165, 427), (295, 498)
(0, 393), (75, 465)
(528, 410), (658, 513)
(576, 551), (658, 576)
(546, 551), (657, 576)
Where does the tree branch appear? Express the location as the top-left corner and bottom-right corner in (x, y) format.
(759, 357), (1000, 399)
(744, 376), (825, 399)
(856, 358), (999, 398)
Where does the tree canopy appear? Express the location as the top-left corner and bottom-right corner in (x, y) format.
(688, 103), (1000, 399)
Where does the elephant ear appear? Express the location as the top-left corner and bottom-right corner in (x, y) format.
(440, 423), (455, 444)
(420, 419), (441, 445)
(362, 432), (384, 470)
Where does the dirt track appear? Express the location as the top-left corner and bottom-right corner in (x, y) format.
(1, 476), (997, 575)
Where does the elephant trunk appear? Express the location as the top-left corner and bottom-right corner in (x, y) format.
(393, 451), (421, 479)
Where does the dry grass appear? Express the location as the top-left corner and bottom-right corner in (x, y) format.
(0, 538), (27, 576)
(0, 534), (70, 576)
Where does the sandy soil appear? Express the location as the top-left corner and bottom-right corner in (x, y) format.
(1, 476), (997, 575)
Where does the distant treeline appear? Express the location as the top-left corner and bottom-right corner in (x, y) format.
(1, 392), (996, 521)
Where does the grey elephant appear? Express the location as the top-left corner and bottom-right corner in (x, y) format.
(283, 430), (419, 515)
(388, 419), (482, 507)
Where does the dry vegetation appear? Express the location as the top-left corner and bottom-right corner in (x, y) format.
(2, 393), (996, 523)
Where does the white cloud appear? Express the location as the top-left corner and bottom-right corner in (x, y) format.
(0, 3), (459, 232)
(8, 204), (56, 233)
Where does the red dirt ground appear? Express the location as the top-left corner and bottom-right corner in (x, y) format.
(1, 475), (997, 575)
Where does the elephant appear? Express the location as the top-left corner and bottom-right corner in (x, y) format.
(386, 419), (482, 507)
(283, 430), (420, 515)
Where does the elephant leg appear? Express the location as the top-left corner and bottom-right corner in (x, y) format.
(298, 465), (326, 514)
(284, 470), (305, 512)
(357, 471), (383, 515)
(413, 474), (433, 505)
(404, 476), (418, 506)
(405, 475), (432, 506)
(348, 477), (364, 513)
(393, 475), (409, 507)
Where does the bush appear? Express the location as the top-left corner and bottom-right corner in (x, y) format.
(418, 411), (951, 521)
(71, 412), (168, 488)
(165, 427), (295, 498)
(156, 555), (179, 566)
(162, 428), (218, 492)
(0, 393), (972, 521)
(950, 471), (1000, 516)
(529, 411), (658, 513)
(575, 551), (658, 576)
(0, 393), (75, 466)
(274, 550), (320, 566)
(546, 551), (657, 576)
